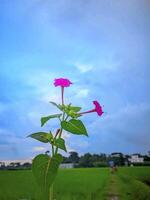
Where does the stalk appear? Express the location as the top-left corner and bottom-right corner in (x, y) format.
(55, 107), (66, 155)
(61, 86), (64, 105)
(49, 143), (55, 200)
(49, 185), (53, 200)
(49, 87), (66, 199)
(55, 128), (62, 155)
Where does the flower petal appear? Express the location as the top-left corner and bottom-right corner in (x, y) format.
(93, 101), (104, 116)
(54, 78), (72, 87)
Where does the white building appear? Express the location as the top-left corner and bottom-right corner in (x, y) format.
(128, 154), (144, 163)
(59, 163), (74, 169)
(111, 152), (123, 158)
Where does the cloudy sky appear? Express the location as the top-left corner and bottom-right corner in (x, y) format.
(0, 0), (150, 160)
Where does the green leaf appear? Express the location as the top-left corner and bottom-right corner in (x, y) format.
(32, 154), (63, 200)
(27, 132), (50, 143)
(70, 106), (81, 112)
(49, 101), (63, 111)
(61, 119), (88, 136)
(45, 132), (53, 141)
(41, 114), (62, 127)
(54, 138), (67, 152)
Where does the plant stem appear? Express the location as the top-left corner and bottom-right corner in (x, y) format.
(79, 109), (96, 115)
(52, 144), (54, 157)
(64, 115), (69, 121)
(55, 111), (66, 155)
(49, 139), (55, 200)
(55, 128), (62, 155)
(49, 184), (53, 200)
(54, 129), (60, 139)
(61, 86), (64, 105)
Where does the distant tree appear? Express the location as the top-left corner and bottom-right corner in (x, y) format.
(99, 153), (107, 162)
(68, 152), (79, 163)
(91, 154), (107, 167)
(45, 150), (50, 155)
(91, 154), (100, 163)
(0, 162), (5, 169)
(93, 161), (107, 167)
(15, 162), (21, 167)
(10, 162), (15, 167)
(110, 153), (125, 166)
(79, 153), (93, 167)
(22, 162), (31, 169)
(62, 156), (70, 163)
(143, 155), (150, 161)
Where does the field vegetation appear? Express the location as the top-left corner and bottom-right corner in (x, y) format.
(0, 167), (150, 200)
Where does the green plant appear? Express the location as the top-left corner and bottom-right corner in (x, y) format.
(28, 78), (103, 200)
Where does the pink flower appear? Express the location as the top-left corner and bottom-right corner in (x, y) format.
(54, 78), (72, 105)
(54, 78), (72, 87)
(93, 101), (103, 116)
(79, 100), (104, 116)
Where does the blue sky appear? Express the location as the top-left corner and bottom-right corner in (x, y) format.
(0, 0), (150, 160)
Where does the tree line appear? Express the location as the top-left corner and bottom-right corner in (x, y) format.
(63, 152), (120, 167)
(63, 152), (150, 167)
(1, 151), (150, 170)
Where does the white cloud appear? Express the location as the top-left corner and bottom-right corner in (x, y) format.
(62, 131), (71, 140)
(32, 146), (47, 152)
(76, 89), (89, 98)
(27, 111), (41, 126)
(75, 63), (93, 73)
(77, 141), (89, 148)
(66, 145), (76, 153)
(96, 60), (120, 71)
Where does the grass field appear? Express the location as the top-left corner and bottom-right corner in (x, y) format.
(0, 167), (150, 200)
(117, 167), (150, 200)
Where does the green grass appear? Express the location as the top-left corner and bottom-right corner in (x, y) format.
(54, 168), (110, 200)
(0, 170), (38, 200)
(0, 168), (110, 200)
(116, 167), (150, 200)
(0, 167), (150, 200)
(118, 166), (150, 181)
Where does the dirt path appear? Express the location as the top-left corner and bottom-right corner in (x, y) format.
(107, 174), (120, 200)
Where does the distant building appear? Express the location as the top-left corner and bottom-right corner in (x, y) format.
(59, 163), (75, 169)
(111, 152), (123, 158)
(128, 154), (144, 163)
